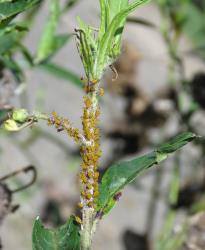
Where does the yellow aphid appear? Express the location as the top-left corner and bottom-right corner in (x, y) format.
(78, 202), (83, 209)
(55, 118), (61, 125)
(91, 79), (98, 85)
(51, 111), (58, 117)
(87, 201), (93, 208)
(94, 191), (99, 197)
(84, 97), (92, 108)
(75, 216), (82, 224)
(85, 192), (92, 200)
(86, 183), (93, 190)
(94, 172), (99, 179)
(80, 173), (87, 184)
(99, 88), (105, 96)
(87, 171), (93, 178)
(81, 191), (86, 197)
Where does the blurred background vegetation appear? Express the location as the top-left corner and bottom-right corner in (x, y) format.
(0, 0), (205, 249)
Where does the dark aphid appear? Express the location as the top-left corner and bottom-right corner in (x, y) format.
(113, 192), (122, 201)
(95, 211), (103, 220)
(57, 127), (64, 132)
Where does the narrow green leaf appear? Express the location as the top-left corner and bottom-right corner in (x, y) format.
(0, 0), (40, 23)
(35, 0), (60, 63)
(76, 17), (97, 79)
(38, 63), (83, 89)
(127, 16), (157, 28)
(96, 132), (196, 215)
(32, 216), (80, 250)
(108, 0), (129, 22)
(2, 56), (25, 83)
(98, 0), (109, 40)
(107, 0), (129, 49)
(0, 24), (27, 54)
(157, 132), (195, 154)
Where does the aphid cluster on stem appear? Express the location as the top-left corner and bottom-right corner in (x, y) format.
(48, 111), (81, 144)
(79, 95), (101, 210)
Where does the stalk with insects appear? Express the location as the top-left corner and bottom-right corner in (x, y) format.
(3, 1), (197, 250)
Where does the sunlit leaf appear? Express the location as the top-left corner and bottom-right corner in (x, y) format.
(96, 132), (196, 215)
(95, 0), (150, 78)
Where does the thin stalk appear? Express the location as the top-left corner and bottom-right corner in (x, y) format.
(80, 81), (101, 250)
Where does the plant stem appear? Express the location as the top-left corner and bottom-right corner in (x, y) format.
(80, 81), (101, 250)
(81, 208), (95, 250)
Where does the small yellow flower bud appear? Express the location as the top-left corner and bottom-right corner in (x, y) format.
(12, 109), (28, 123)
(4, 120), (19, 131)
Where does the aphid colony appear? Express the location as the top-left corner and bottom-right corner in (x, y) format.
(79, 95), (101, 210)
(47, 94), (101, 211)
(47, 77), (103, 216)
(47, 111), (81, 143)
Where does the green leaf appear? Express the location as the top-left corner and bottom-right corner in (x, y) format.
(35, 0), (60, 63)
(107, 0), (129, 45)
(157, 132), (195, 154)
(98, 0), (109, 40)
(2, 56), (25, 83)
(38, 63), (83, 89)
(96, 132), (196, 215)
(127, 16), (157, 28)
(0, 0), (40, 23)
(0, 25), (27, 54)
(36, 34), (72, 62)
(76, 17), (97, 79)
(32, 216), (80, 250)
(98, 0), (128, 40)
(108, 0), (129, 22)
(95, 0), (150, 79)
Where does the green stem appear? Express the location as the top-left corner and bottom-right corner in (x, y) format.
(81, 209), (95, 250)
(80, 82), (100, 250)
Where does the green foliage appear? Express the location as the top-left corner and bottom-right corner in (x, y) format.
(76, 0), (150, 81)
(0, 0), (83, 89)
(183, 2), (205, 59)
(156, 0), (205, 59)
(32, 216), (80, 250)
(155, 211), (187, 250)
(35, 0), (60, 63)
(38, 63), (83, 88)
(96, 132), (196, 215)
(0, 0), (40, 24)
(0, 24), (26, 54)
